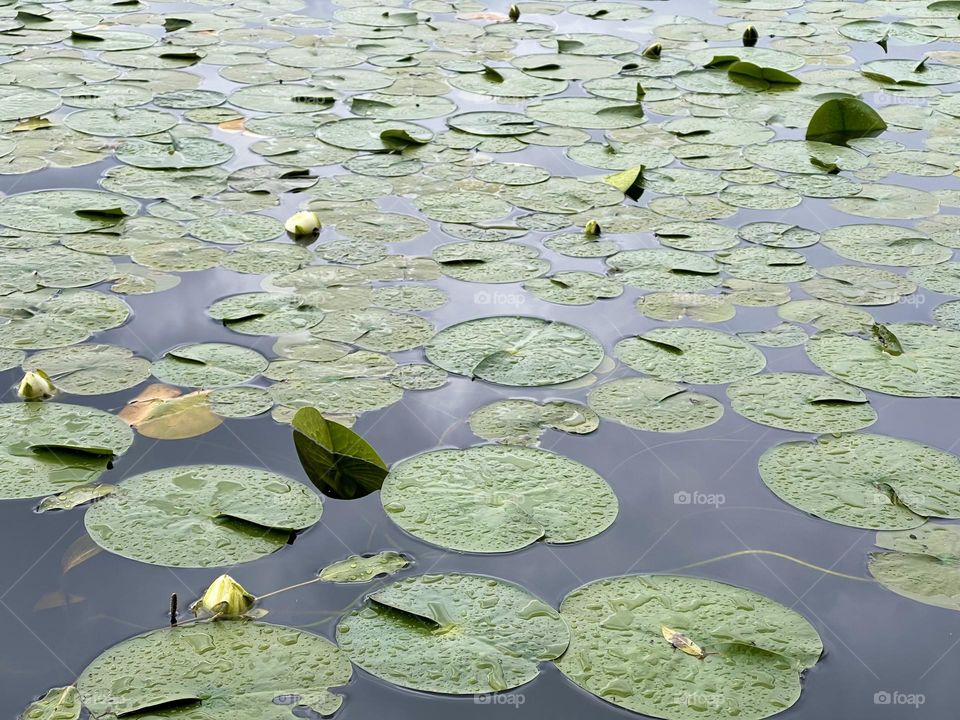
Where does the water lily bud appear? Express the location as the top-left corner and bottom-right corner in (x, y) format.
(584, 219), (601, 236)
(642, 42), (662, 59)
(743, 25), (759, 47)
(17, 370), (56, 401)
(192, 574), (255, 618)
(284, 210), (321, 237)
(508, 3), (520, 20)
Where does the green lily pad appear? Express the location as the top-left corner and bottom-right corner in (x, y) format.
(337, 573), (569, 693)
(806, 96), (887, 144)
(434, 241), (549, 283)
(151, 343), (268, 388)
(821, 224), (949, 266)
(760, 432), (960, 529)
(800, 266), (917, 305)
(23, 344), (149, 395)
(320, 551), (410, 583)
(208, 292), (326, 335)
(869, 523), (960, 611)
(557, 574), (822, 720)
(615, 328), (766, 385)
(0, 402), (133, 500)
(524, 271), (622, 305)
(77, 622), (351, 718)
(425, 316), (603, 386)
(84, 465), (323, 567)
(381, 445), (617, 553)
(0, 289), (131, 349)
(727, 372), (877, 433)
(588, 377), (724, 432)
(0, 189), (138, 234)
(738, 323), (808, 348)
(470, 399), (599, 446)
(806, 323), (960, 397)
(635, 292), (735, 323)
(292, 406), (387, 500)
(607, 249), (720, 292)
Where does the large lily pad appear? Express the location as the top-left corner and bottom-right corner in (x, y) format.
(84, 465), (323, 567)
(151, 343), (268, 388)
(588, 378), (724, 433)
(759, 432), (960, 529)
(470, 399), (599, 446)
(425, 316), (604, 386)
(337, 573), (569, 692)
(77, 622), (351, 718)
(615, 328), (766, 385)
(557, 575), (822, 720)
(0, 402), (132, 500)
(23, 344), (149, 395)
(727, 372), (877, 433)
(806, 323), (960, 397)
(381, 445), (617, 553)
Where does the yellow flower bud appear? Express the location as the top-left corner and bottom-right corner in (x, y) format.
(584, 219), (601, 236)
(191, 574), (255, 618)
(508, 4), (520, 20)
(284, 211), (321, 237)
(642, 42), (662, 59)
(17, 370), (56, 401)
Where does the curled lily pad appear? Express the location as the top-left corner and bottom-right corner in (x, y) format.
(77, 622), (351, 717)
(0, 402), (132, 500)
(615, 328), (766, 385)
(337, 573), (569, 693)
(381, 445), (617, 553)
(760, 433), (960, 530)
(588, 378), (723, 433)
(84, 465), (323, 567)
(470, 399), (599, 446)
(319, 551), (410, 583)
(727, 372), (877, 433)
(869, 523), (960, 611)
(425, 316), (603, 386)
(292, 406), (387, 500)
(557, 575), (822, 720)
(806, 323), (960, 397)
(151, 343), (268, 388)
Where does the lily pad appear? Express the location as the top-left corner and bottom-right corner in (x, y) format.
(557, 575), (822, 720)
(470, 399), (599, 446)
(425, 316), (603, 386)
(869, 523), (960, 611)
(0, 402), (133, 500)
(84, 465), (323, 567)
(806, 323), (960, 397)
(727, 372), (877, 433)
(77, 622), (350, 717)
(151, 343), (268, 388)
(588, 378), (724, 433)
(615, 328), (766, 385)
(337, 573), (569, 692)
(381, 445), (617, 553)
(319, 551), (410, 583)
(23, 344), (149, 395)
(760, 432), (960, 529)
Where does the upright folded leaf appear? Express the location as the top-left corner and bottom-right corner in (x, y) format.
(805, 97), (887, 144)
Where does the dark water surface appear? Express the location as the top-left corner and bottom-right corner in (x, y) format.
(2, 0), (960, 718)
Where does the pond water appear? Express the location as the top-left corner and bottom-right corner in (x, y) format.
(3, 0), (960, 718)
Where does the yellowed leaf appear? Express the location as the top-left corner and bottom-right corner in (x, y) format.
(119, 383), (222, 440)
(218, 118), (246, 133)
(13, 117), (52, 132)
(661, 625), (705, 658)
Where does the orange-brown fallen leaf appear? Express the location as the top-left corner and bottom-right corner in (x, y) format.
(119, 383), (222, 440)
